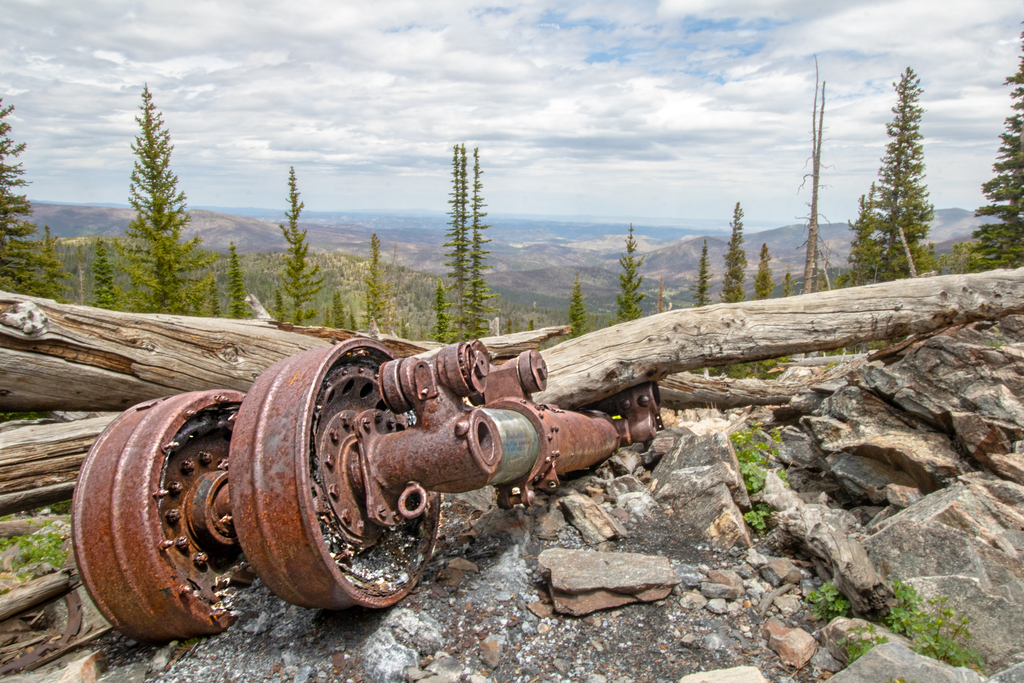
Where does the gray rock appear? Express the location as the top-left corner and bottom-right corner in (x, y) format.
(675, 564), (703, 587)
(991, 661), (1024, 682)
(680, 591), (707, 610)
(776, 426), (821, 468)
(586, 675), (608, 683)
(560, 494), (628, 544)
(150, 641), (177, 672)
(810, 648), (843, 673)
(759, 558), (802, 587)
(804, 386), (965, 500)
(705, 598), (728, 614)
(99, 663), (148, 683)
(652, 428), (750, 510)
(655, 479), (751, 550)
(617, 490), (659, 519)
(827, 642), (984, 683)
(702, 632), (738, 650)
(426, 656), (463, 683)
(605, 475), (648, 501)
(293, 664), (315, 683)
(537, 548), (679, 616)
(361, 629), (418, 683)
(864, 479), (1024, 673)
(383, 608), (444, 655)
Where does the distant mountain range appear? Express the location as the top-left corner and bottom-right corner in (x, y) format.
(28, 201), (981, 311)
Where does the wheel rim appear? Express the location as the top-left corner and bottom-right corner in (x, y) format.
(230, 339), (440, 610)
(72, 391), (246, 642)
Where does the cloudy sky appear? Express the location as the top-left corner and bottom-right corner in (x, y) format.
(1, 1), (1020, 227)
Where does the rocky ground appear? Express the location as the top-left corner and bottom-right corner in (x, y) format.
(6, 316), (1024, 683)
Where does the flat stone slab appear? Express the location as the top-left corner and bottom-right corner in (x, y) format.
(828, 642), (984, 683)
(538, 548), (680, 595)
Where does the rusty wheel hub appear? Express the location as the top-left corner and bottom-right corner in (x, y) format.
(72, 391), (246, 642)
(229, 340), (440, 610)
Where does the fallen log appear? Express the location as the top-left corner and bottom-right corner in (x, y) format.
(0, 483), (76, 517)
(0, 517), (61, 539)
(0, 292), (569, 412)
(0, 416), (116, 496)
(659, 359), (866, 411)
(762, 471), (894, 618)
(535, 268), (1024, 409)
(0, 571), (71, 622)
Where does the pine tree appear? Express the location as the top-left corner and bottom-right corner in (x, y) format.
(616, 224), (645, 323)
(720, 202), (747, 303)
(568, 271), (589, 338)
(465, 147), (497, 338)
(849, 68), (934, 281)
(91, 238), (119, 309)
(226, 242), (248, 318)
(26, 226), (68, 301)
(347, 307), (357, 331)
(846, 185), (884, 286)
(363, 233), (394, 329)
(753, 243), (773, 300)
(331, 291), (345, 328)
(429, 277), (453, 343)
(273, 289), (285, 320)
(206, 274), (221, 317)
(975, 32), (1024, 270)
(443, 145), (470, 337)
(782, 264), (795, 297)
(690, 239), (711, 307)
(278, 167), (323, 323)
(0, 98), (47, 295)
(116, 86), (214, 314)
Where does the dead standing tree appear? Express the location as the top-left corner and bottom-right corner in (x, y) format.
(801, 58), (826, 293)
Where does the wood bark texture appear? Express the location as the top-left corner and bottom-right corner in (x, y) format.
(0, 483), (76, 517)
(0, 416), (116, 495)
(763, 472), (894, 617)
(0, 292), (567, 412)
(0, 571), (71, 622)
(534, 268), (1024, 409)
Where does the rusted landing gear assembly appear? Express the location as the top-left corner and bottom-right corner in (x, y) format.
(73, 339), (661, 642)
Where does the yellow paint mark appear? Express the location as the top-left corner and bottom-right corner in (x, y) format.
(287, 371), (302, 386)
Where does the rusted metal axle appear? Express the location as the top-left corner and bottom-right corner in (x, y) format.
(72, 338), (661, 642)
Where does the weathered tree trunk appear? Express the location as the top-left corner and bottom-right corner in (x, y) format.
(0, 483), (76, 517)
(0, 571), (71, 622)
(0, 292), (568, 412)
(0, 416), (116, 495)
(535, 268), (1024, 409)
(762, 472), (894, 617)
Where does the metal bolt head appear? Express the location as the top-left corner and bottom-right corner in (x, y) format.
(329, 485), (339, 500)
(168, 481), (183, 495)
(192, 552), (209, 567)
(199, 451), (213, 465)
(454, 420), (470, 437)
(329, 428), (339, 444)
(175, 536), (189, 550)
(637, 395), (650, 407)
(180, 459), (195, 474)
(165, 509), (181, 524)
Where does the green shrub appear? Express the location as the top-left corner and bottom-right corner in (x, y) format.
(743, 502), (774, 533)
(878, 579), (983, 671)
(807, 580), (851, 621)
(840, 623), (888, 664)
(729, 423), (784, 494)
(0, 523), (68, 580)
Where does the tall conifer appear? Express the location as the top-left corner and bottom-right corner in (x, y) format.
(465, 147), (497, 338)
(720, 202), (747, 303)
(116, 86), (214, 314)
(430, 277), (453, 343)
(330, 291), (345, 328)
(363, 233), (394, 329)
(226, 242), (248, 318)
(753, 243), (773, 300)
(690, 239), (711, 307)
(975, 32), (1024, 269)
(782, 264), (795, 297)
(278, 167), (323, 323)
(568, 271), (589, 338)
(848, 68), (933, 281)
(443, 145), (469, 337)
(616, 224), (645, 322)
(91, 238), (119, 309)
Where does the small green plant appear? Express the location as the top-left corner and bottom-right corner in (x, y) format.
(743, 502), (774, 533)
(0, 524), (68, 576)
(840, 623), (888, 664)
(807, 580), (851, 621)
(881, 579), (923, 637)
(878, 579), (984, 671)
(911, 596), (983, 671)
(730, 423), (784, 494)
